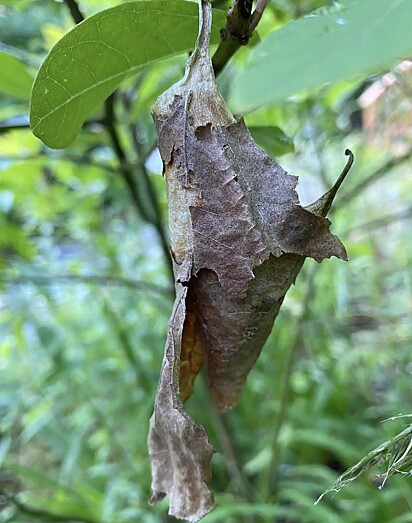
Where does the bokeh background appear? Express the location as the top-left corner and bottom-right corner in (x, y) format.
(1, 0), (411, 522)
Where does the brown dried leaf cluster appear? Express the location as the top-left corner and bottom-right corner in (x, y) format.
(148, 1), (352, 520)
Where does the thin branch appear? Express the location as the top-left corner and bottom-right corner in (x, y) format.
(2, 492), (111, 523)
(0, 117), (106, 136)
(201, 374), (252, 502)
(1, 153), (119, 174)
(212, 0), (268, 76)
(128, 121), (168, 238)
(128, 125), (170, 267)
(0, 122), (31, 134)
(0, 273), (172, 297)
(258, 266), (318, 505)
(344, 203), (412, 235)
(248, 0), (269, 34)
(104, 94), (173, 278)
(337, 149), (411, 207)
(62, 0), (173, 280)
(63, 0), (85, 23)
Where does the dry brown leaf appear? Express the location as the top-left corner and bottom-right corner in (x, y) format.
(148, 1), (353, 520)
(148, 286), (214, 522)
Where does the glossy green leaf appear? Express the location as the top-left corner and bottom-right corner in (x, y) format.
(30, 0), (225, 148)
(249, 125), (294, 157)
(231, 0), (412, 112)
(0, 51), (34, 101)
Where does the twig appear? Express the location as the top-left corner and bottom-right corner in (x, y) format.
(62, 0), (173, 281)
(0, 273), (172, 298)
(1, 117), (107, 136)
(63, 0), (85, 23)
(248, 0), (269, 34)
(337, 149), (411, 207)
(128, 121), (169, 252)
(344, 203), (412, 235)
(0, 117), (106, 136)
(258, 266), (318, 505)
(102, 298), (155, 389)
(104, 94), (173, 278)
(201, 375), (252, 501)
(212, 0), (269, 76)
(0, 122), (31, 134)
(0, 153), (119, 175)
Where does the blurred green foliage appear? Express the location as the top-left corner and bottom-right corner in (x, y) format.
(231, 0), (412, 112)
(1, 1), (412, 522)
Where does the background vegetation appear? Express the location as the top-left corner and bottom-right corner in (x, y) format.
(1, 0), (411, 522)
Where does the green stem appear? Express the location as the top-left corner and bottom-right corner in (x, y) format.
(257, 267), (318, 509)
(201, 374), (256, 523)
(102, 298), (154, 390)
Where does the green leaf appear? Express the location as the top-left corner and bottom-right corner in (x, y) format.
(249, 126), (294, 157)
(202, 502), (302, 522)
(231, 0), (412, 112)
(0, 51), (34, 101)
(30, 0), (226, 149)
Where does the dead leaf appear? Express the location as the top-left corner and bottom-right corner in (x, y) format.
(148, 286), (214, 522)
(148, 0), (353, 520)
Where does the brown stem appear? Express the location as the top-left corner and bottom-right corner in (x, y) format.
(201, 375), (252, 500)
(63, 0), (85, 23)
(105, 87), (173, 280)
(344, 203), (412, 235)
(212, 0), (268, 76)
(62, 0), (174, 281)
(248, 0), (269, 34)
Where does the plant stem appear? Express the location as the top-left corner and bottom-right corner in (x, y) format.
(248, 0), (269, 34)
(104, 94), (173, 279)
(201, 374), (256, 523)
(0, 273), (172, 298)
(202, 376), (251, 499)
(344, 203), (412, 235)
(62, 0), (173, 281)
(212, 0), (269, 76)
(337, 148), (411, 207)
(257, 267), (318, 507)
(0, 122), (31, 133)
(63, 0), (85, 23)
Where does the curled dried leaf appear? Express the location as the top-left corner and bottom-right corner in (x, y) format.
(148, 0), (352, 520)
(148, 287), (214, 522)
